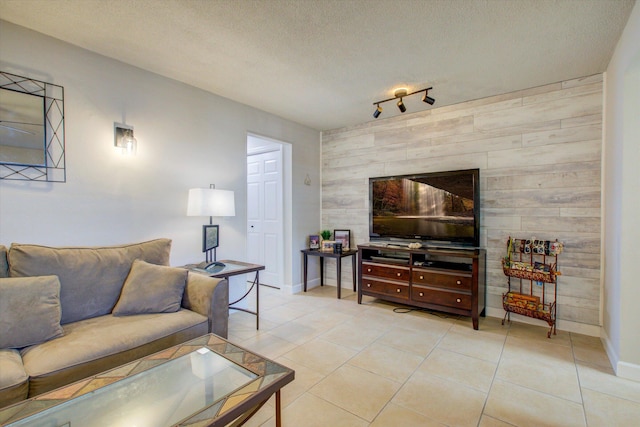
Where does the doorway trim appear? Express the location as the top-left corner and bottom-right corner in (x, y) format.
(246, 132), (293, 293)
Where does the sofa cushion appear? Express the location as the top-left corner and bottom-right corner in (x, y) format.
(0, 276), (64, 349)
(0, 349), (29, 408)
(0, 245), (8, 278)
(113, 260), (188, 315)
(8, 239), (172, 324)
(21, 310), (208, 396)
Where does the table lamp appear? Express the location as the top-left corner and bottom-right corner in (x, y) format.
(187, 185), (235, 265)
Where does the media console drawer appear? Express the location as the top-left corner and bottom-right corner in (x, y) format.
(362, 262), (410, 281)
(361, 278), (410, 300)
(412, 286), (472, 310)
(412, 269), (471, 291)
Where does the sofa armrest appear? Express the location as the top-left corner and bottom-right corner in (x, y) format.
(182, 273), (229, 338)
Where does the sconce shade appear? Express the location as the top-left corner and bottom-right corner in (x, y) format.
(187, 188), (236, 217)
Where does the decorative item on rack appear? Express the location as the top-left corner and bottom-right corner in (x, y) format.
(502, 236), (563, 338)
(320, 230), (332, 241)
(114, 124), (137, 155)
(372, 86), (435, 118)
(187, 184), (235, 265)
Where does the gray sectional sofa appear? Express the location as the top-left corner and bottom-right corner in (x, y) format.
(0, 239), (229, 408)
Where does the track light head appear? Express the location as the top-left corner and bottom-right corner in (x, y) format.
(422, 91), (435, 105)
(397, 99), (406, 113)
(373, 104), (382, 118)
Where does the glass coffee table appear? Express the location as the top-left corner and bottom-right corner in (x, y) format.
(0, 334), (294, 427)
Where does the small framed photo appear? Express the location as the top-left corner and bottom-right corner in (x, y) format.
(321, 240), (336, 252)
(203, 224), (219, 252)
(309, 235), (320, 250)
(334, 229), (351, 250)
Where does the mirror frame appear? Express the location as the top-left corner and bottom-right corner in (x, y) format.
(0, 71), (65, 182)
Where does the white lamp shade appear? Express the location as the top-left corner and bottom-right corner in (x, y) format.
(187, 188), (236, 217)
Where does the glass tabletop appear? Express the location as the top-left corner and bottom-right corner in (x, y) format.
(7, 348), (257, 427)
(1, 335), (294, 427)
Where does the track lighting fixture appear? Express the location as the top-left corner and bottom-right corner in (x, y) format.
(373, 104), (382, 118)
(372, 86), (434, 118)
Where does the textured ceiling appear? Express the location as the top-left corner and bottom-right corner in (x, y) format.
(0, 0), (635, 131)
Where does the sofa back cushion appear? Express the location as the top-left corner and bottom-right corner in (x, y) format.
(0, 245), (8, 278)
(8, 239), (171, 324)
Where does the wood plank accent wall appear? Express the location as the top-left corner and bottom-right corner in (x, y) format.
(321, 74), (602, 328)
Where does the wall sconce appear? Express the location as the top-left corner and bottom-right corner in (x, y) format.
(372, 87), (435, 118)
(187, 184), (236, 265)
(114, 123), (137, 155)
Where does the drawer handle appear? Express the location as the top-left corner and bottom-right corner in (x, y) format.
(396, 272), (401, 277)
(456, 280), (461, 285)
(456, 298), (462, 303)
(396, 288), (401, 293)
(419, 292), (424, 297)
(367, 283), (371, 288)
(367, 268), (372, 273)
(419, 275), (424, 280)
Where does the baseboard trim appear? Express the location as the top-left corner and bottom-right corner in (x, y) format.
(293, 278), (321, 294)
(617, 361), (640, 382)
(600, 328), (640, 382)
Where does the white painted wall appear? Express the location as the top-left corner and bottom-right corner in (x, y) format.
(603, 1), (640, 381)
(0, 21), (321, 291)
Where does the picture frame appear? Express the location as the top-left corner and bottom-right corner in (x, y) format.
(334, 229), (351, 250)
(202, 224), (219, 252)
(309, 235), (320, 250)
(321, 240), (336, 252)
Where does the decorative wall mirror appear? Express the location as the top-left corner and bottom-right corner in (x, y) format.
(0, 71), (65, 182)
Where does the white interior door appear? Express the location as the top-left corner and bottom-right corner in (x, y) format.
(247, 145), (283, 287)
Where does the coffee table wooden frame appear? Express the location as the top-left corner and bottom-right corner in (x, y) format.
(0, 334), (294, 427)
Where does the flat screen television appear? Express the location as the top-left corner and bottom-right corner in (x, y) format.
(369, 169), (480, 247)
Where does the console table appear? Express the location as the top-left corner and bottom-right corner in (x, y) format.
(183, 260), (265, 329)
(301, 249), (357, 299)
(358, 244), (486, 329)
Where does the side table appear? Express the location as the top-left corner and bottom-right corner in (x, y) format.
(183, 260), (265, 330)
(301, 249), (358, 299)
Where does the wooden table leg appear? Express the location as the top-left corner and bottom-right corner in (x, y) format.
(337, 256), (342, 299)
(275, 390), (282, 427)
(320, 257), (324, 286)
(351, 253), (356, 291)
(303, 253), (308, 292)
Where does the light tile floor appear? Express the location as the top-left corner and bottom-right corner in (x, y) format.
(228, 285), (640, 427)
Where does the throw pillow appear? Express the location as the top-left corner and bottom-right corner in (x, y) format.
(0, 276), (64, 349)
(112, 259), (188, 316)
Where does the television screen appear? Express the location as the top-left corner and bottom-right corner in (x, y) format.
(369, 169), (479, 247)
